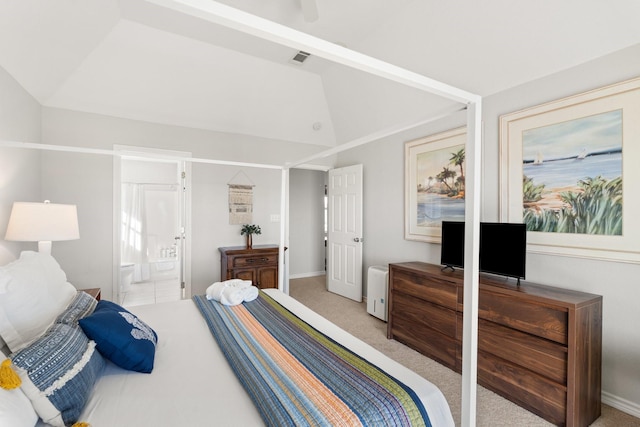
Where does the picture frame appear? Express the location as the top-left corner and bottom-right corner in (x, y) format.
(499, 76), (640, 263)
(405, 127), (466, 243)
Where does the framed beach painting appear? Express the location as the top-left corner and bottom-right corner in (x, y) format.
(405, 127), (466, 243)
(499, 77), (640, 263)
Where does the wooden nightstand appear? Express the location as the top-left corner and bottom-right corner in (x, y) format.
(81, 287), (101, 301)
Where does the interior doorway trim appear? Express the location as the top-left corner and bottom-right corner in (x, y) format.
(112, 145), (193, 305)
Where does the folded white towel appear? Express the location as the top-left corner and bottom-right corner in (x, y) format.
(226, 279), (252, 289)
(243, 286), (259, 302)
(220, 287), (245, 306)
(205, 281), (248, 306)
(205, 282), (226, 301)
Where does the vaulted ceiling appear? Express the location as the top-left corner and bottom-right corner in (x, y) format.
(1, 0), (639, 147)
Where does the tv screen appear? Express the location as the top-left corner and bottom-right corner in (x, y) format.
(479, 222), (526, 281)
(440, 221), (465, 270)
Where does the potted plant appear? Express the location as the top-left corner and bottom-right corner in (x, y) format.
(240, 224), (261, 249)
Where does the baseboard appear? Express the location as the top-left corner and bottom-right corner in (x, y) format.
(602, 391), (640, 419)
(289, 271), (326, 279)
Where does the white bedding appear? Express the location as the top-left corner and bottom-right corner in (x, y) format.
(70, 289), (454, 426)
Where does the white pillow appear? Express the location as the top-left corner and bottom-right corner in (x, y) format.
(0, 251), (77, 352)
(0, 347), (39, 427)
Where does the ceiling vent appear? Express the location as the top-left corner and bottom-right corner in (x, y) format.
(290, 51), (311, 65)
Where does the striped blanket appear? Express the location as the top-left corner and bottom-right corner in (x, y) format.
(193, 292), (431, 427)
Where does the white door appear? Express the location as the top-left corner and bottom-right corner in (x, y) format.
(327, 164), (363, 302)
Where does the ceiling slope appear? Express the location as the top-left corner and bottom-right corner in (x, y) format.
(1, 0), (639, 147)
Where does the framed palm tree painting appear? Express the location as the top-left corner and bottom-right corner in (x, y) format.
(405, 127), (466, 243)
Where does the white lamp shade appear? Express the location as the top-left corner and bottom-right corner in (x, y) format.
(5, 202), (80, 242)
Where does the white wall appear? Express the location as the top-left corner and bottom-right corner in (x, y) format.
(0, 66), (42, 265)
(40, 150), (113, 293)
(37, 107), (329, 300)
(190, 163), (282, 296)
(41, 107), (329, 164)
(289, 168), (326, 278)
(336, 44), (640, 413)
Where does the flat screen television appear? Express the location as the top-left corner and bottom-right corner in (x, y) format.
(440, 221), (465, 271)
(479, 222), (527, 284)
(439, 221), (527, 284)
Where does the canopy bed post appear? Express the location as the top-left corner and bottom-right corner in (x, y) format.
(461, 101), (482, 427)
(279, 167), (289, 294)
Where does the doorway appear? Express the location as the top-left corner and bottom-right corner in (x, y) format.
(115, 147), (191, 306)
(288, 168), (327, 280)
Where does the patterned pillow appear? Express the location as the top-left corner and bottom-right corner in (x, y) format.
(55, 291), (98, 326)
(79, 300), (158, 373)
(11, 323), (105, 427)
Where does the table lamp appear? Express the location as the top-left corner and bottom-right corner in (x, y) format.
(4, 200), (80, 254)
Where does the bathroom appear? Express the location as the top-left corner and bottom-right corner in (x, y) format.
(119, 156), (185, 306)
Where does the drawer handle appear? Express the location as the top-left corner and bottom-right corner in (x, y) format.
(246, 257), (269, 263)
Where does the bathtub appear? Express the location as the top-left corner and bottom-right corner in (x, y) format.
(149, 257), (179, 280)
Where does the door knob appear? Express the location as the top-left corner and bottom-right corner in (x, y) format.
(353, 237), (363, 242)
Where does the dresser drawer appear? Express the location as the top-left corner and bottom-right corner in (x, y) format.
(391, 315), (459, 369)
(464, 318), (567, 384)
(232, 254), (278, 268)
(479, 290), (568, 344)
(393, 292), (457, 338)
(476, 351), (567, 426)
(392, 269), (458, 310)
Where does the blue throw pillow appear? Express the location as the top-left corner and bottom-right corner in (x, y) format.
(79, 300), (157, 373)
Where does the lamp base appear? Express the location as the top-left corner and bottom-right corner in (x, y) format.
(38, 241), (52, 254)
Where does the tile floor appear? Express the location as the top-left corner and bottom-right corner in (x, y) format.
(121, 278), (183, 307)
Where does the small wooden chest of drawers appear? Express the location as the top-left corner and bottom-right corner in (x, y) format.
(219, 245), (280, 289)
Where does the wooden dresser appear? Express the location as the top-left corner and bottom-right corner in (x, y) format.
(219, 245), (279, 289)
(387, 262), (602, 427)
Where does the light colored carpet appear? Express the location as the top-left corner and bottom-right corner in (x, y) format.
(289, 275), (640, 427)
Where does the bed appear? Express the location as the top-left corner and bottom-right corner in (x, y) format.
(0, 252), (454, 427)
